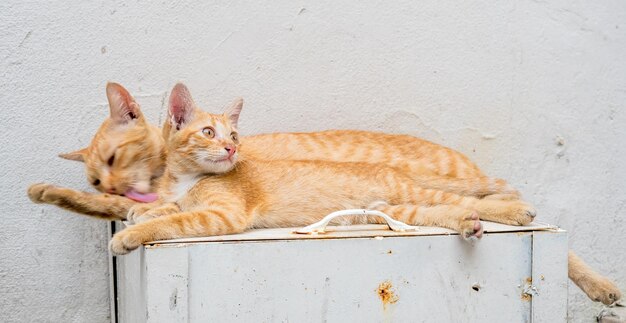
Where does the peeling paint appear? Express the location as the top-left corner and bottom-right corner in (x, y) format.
(169, 288), (178, 310)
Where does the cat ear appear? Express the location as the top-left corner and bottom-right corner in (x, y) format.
(106, 82), (141, 124)
(224, 97), (243, 129)
(168, 83), (195, 130)
(58, 148), (88, 162)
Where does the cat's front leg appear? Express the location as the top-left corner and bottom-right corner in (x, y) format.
(127, 202), (180, 223)
(28, 183), (135, 220)
(110, 204), (250, 255)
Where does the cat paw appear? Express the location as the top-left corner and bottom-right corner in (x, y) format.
(127, 204), (153, 224)
(508, 201), (536, 225)
(27, 183), (53, 203)
(109, 230), (143, 256)
(583, 275), (622, 305)
(460, 211), (483, 241)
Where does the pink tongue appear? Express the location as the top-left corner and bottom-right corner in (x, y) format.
(124, 190), (158, 203)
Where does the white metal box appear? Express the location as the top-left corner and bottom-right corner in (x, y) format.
(113, 222), (567, 323)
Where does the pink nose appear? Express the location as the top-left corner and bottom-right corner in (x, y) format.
(106, 188), (117, 194)
(224, 145), (236, 157)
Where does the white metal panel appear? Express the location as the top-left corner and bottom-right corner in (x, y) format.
(144, 246), (190, 322)
(108, 221), (117, 323)
(531, 231), (569, 322)
(116, 223), (568, 323)
(116, 246), (146, 323)
(146, 235), (533, 322)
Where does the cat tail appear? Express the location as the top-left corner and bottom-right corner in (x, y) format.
(410, 175), (520, 198)
(568, 251), (622, 305)
(28, 183), (134, 220)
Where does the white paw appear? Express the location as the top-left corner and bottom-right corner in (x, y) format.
(109, 230), (143, 256)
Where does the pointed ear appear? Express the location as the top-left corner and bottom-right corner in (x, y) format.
(106, 82), (141, 124)
(224, 97), (243, 129)
(168, 83), (195, 130)
(58, 148), (88, 162)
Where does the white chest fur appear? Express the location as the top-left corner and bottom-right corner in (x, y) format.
(166, 174), (202, 203)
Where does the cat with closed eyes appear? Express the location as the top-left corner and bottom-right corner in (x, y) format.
(27, 83), (621, 305)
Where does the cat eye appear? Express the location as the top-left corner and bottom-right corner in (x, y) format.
(230, 132), (239, 142)
(93, 179), (101, 186)
(202, 127), (215, 138)
(107, 154), (115, 166)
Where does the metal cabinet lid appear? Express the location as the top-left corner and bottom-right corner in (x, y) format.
(142, 221), (562, 247)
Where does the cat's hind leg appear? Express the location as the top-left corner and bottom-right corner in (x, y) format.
(471, 199), (537, 226)
(368, 202), (483, 241)
(28, 183), (135, 220)
(407, 187), (536, 226)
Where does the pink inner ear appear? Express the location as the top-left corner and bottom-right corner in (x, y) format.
(225, 98), (243, 128)
(169, 83), (194, 129)
(170, 104), (186, 130)
(107, 83), (139, 122)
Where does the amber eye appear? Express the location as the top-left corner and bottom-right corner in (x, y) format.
(230, 132), (239, 142)
(202, 127), (215, 138)
(93, 179), (101, 186)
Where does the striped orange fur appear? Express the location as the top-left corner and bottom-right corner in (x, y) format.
(111, 83), (535, 255)
(59, 82), (166, 197)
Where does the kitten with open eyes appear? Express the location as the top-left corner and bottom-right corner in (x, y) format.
(110, 83), (536, 254)
(27, 83), (621, 305)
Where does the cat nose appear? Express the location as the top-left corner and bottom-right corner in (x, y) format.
(106, 187), (117, 194)
(224, 145), (236, 157)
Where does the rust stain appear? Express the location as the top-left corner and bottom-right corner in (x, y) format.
(376, 281), (399, 309)
(521, 277), (533, 302)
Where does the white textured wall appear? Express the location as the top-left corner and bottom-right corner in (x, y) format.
(1, 1), (624, 322)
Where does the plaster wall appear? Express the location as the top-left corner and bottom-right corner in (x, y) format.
(1, 1), (624, 322)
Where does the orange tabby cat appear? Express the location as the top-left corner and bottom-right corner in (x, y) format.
(28, 83), (621, 305)
(28, 83), (166, 218)
(64, 83), (165, 202)
(110, 83), (536, 253)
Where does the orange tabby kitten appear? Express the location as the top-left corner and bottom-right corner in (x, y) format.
(60, 83), (166, 201)
(28, 83), (166, 218)
(110, 84), (536, 254)
(28, 83), (621, 305)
